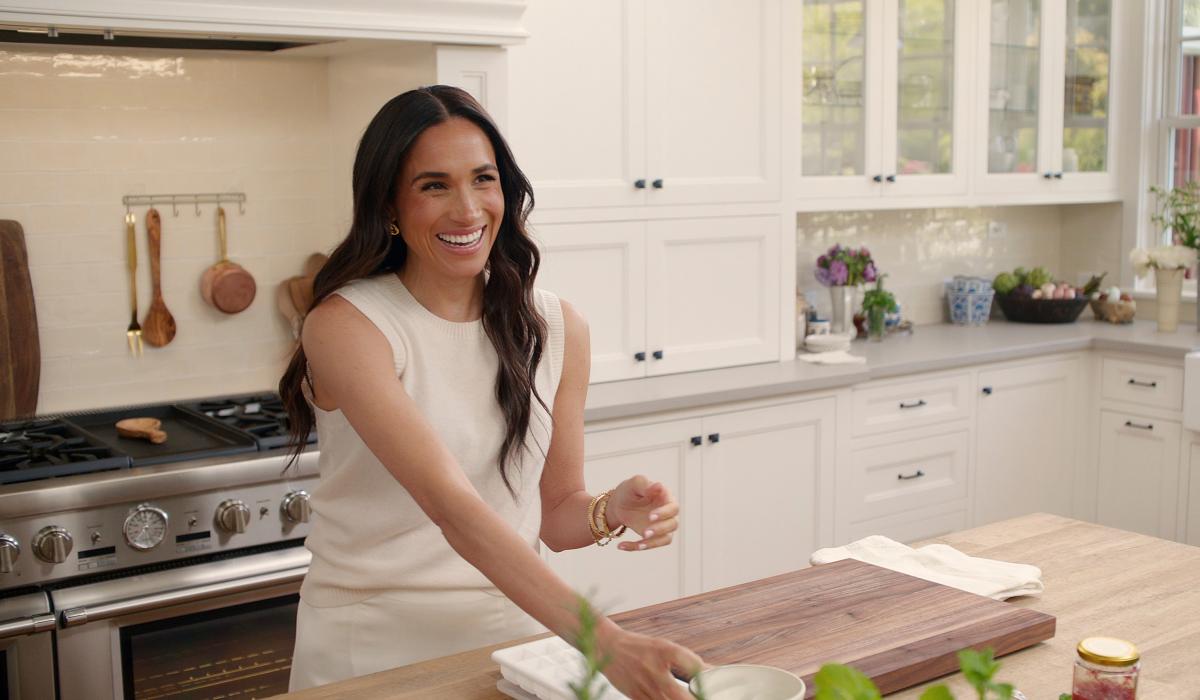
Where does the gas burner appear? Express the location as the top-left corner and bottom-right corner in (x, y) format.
(0, 419), (130, 484)
(185, 393), (315, 450)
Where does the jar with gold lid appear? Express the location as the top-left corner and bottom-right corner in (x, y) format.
(1072, 637), (1139, 699)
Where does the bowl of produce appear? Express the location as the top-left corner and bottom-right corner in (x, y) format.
(991, 267), (1098, 324)
(1089, 284), (1137, 324)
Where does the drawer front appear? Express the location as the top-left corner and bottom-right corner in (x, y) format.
(846, 430), (970, 523)
(851, 373), (971, 436)
(1101, 358), (1184, 411)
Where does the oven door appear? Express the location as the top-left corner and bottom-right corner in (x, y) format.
(52, 545), (309, 700)
(0, 592), (56, 700)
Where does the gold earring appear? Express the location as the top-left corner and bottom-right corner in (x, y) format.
(388, 220), (400, 236)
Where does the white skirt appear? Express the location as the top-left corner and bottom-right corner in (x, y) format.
(288, 587), (545, 692)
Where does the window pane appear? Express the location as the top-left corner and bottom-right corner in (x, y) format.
(1179, 0), (1200, 115)
(802, 0), (867, 176)
(1169, 127), (1200, 186)
(896, 0), (955, 175)
(1062, 0), (1110, 173)
(987, 0), (1040, 173)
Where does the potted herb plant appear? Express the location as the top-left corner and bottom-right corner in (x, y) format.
(861, 275), (897, 342)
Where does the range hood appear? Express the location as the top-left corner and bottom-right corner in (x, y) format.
(0, 0), (528, 50)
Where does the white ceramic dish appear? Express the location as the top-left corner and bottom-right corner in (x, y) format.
(804, 332), (853, 353)
(689, 664), (806, 700)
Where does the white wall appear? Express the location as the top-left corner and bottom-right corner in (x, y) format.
(0, 42), (432, 414)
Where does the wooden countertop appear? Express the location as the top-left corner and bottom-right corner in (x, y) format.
(277, 514), (1200, 699)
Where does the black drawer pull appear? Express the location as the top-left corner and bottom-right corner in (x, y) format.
(872, 174), (883, 183)
(1124, 421), (1154, 431)
(652, 350), (664, 360)
(899, 399), (927, 410)
(982, 386), (993, 395)
(897, 470), (925, 480)
(652, 178), (664, 189)
(707, 433), (720, 444)
(634, 179), (646, 189)
(1127, 379), (1158, 388)
(634, 351), (646, 362)
(690, 436), (702, 447)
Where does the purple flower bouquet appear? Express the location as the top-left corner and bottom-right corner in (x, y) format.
(815, 244), (877, 287)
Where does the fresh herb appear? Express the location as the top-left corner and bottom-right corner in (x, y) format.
(861, 275), (898, 315)
(956, 648), (1014, 700)
(1150, 182), (1200, 250)
(813, 663), (882, 699)
(813, 647), (1049, 700)
(569, 595), (609, 700)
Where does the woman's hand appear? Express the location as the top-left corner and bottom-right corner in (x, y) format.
(597, 624), (704, 700)
(609, 475), (679, 552)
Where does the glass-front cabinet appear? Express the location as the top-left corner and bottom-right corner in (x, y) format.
(976, 0), (1118, 196)
(795, 0), (971, 203)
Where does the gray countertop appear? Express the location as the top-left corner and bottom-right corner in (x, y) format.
(583, 320), (1200, 422)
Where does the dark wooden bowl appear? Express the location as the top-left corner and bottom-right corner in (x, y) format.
(996, 294), (1089, 324)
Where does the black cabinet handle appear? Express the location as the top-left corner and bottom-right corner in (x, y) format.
(707, 433), (720, 444)
(897, 470), (925, 480)
(634, 351), (645, 362)
(872, 174), (883, 183)
(899, 399), (927, 410)
(885, 174), (896, 183)
(1043, 172), (1054, 179)
(690, 436), (702, 447)
(1127, 379), (1158, 388)
(652, 178), (663, 189)
(634, 179), (646, 189)
(652, 350), (664, 360)
(1124, 421), (1154, 431)
(1053, 172), (1064, 179)
(982, 386), (993, 395)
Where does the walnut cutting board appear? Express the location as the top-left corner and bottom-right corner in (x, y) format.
(0, 220), (39, 420)
(613, 559), (1055, 698)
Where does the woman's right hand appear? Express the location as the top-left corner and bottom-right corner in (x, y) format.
(596, 624), (705, 700)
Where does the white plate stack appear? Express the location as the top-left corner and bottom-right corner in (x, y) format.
(803, 331), (854, 353)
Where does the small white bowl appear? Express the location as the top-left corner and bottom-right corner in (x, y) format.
(688, 664), (806, 700)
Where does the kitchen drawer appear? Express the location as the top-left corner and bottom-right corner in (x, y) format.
(845, 430), (970, 523)
(851, 373), (971, 436)
(1101, 358), (1184, 412)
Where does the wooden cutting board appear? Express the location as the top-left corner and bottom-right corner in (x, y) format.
(614, 559), (1055, 698)
(0, 220), (39, 420)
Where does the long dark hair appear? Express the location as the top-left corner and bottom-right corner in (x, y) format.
(278, 85), (548, 495)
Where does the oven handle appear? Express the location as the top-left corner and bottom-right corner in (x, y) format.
(59, 565), (307, 628)
(0, 612), (56, 640)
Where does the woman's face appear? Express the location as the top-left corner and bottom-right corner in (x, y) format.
(393, 117), (505, 282)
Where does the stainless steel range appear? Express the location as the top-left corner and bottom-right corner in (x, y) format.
(0, 392), (320, 699)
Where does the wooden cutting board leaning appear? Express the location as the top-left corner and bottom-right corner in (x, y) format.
(0, 220), (40, 420)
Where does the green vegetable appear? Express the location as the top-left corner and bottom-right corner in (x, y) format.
(862, 275), (898, 314)
(813, 663), (882, 700)
(1082, 272), (1108, 296)
(1027, 267), (1053, 289)
(992, 272), (1018, 296)
(1013, 267), (1029, 286)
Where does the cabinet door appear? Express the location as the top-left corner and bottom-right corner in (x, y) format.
(644, 216), (780, 376)
(699, 399), (833, 591)
(975, 358), (1080, 525)
(795, 0), (885, 199)
(1096, 412), (1182, 540)
(532, 221), (646, 384)
(643, 0), (781, 205)
(506, 0), (646, 208)
(1186, 437), (1200, 546)
(544, 419), (701, 613)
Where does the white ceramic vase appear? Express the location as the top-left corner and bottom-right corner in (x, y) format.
(829, 285), (857, 336)
(1155, 266), (1185, 333)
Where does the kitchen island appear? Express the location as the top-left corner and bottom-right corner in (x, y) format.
(277, 513), (1200, 699)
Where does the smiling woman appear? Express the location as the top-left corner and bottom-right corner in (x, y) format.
(275, 86), (702, 700)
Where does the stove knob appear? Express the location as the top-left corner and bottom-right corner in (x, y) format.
(33, 526), (73, 564)
(215, 500), (251, 534)
(0, 534), (19, 573)
(281, 490), (311, 524)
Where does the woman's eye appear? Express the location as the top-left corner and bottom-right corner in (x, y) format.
(476, 174), (497, 184)
(420, 181), (447, 191)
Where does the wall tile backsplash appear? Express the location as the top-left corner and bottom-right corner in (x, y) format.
(796, 206), (1065, 326)
(0, 44), (431, 414)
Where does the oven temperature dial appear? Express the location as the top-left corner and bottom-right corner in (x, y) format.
(216, 499), (251, 534)
(281, 490), (311, 524)
(33, 526), (73, 564)
(124, 504), (169, 551)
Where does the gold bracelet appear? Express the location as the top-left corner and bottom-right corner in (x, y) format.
(587, 491), (627, 546)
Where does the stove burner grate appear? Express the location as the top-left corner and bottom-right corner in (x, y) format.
(0, 420), (130, 484)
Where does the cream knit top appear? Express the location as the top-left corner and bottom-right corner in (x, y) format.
(299, 273), (565, 607)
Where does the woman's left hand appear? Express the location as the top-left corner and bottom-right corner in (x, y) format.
(608, 475), (679, 552)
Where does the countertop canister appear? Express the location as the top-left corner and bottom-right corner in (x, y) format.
(1072, 636), (1139, 699)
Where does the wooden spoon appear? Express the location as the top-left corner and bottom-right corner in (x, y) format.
(276, 279), (303, 340)
(141, 208), (177, 347)
(116, 417), (168, 444)
(303, 252), (328, 279)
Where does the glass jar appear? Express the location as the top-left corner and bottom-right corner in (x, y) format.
(867, 306), (886, 342)
(1072, 637), (1139, 700)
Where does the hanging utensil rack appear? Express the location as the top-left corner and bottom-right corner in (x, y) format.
(122, 192), (247, 216)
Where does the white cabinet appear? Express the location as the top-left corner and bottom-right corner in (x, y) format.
(1186, 435), (1200, 546)
(534, 215), (780, 383)
(547, 398), (833, 610)
(974, 357), (1081, 526)
(1096, 412), (1182, 539)
(974, 0), (1120, 200)
(794, 0), (974, 204)
(508, 0), (780, 209)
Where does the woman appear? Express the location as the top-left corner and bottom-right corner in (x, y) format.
(278, 85), (703, 699)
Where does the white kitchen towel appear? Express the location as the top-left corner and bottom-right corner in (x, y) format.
(796, 350), (866, 365)
(809, 535), (1043, 601)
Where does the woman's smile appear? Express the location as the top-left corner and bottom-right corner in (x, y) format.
(434, 225), (487, 254)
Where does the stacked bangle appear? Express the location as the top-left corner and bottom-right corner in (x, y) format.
(587, 490), (627, 546)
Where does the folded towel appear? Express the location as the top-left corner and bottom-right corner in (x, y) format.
(810, 535), (1043, 601)
(796, 350), (866, 365)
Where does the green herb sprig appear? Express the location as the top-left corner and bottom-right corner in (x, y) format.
(812, 647), (1052, 700)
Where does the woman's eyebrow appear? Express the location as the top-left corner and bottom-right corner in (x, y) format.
(410, 163), (498, 184)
